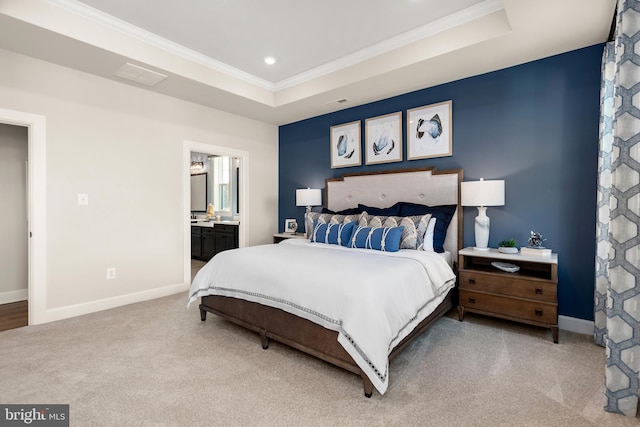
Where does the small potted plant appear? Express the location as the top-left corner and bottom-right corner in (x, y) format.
(498, 238), (518, 254)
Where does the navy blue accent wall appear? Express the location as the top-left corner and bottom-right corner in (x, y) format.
(279, 44), (603, 321)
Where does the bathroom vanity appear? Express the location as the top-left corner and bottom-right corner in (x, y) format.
(191, 221), (239, 261)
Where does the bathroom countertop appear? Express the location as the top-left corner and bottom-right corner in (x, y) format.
(191, 220), (239, 227)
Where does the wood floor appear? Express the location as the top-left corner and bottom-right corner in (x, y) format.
(0, 300), (28, 332)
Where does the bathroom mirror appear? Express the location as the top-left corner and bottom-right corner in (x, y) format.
(190, 173), (207, 212)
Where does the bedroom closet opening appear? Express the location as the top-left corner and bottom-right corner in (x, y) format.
(0, 123), (28, 332)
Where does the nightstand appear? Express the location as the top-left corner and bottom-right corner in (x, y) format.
(457, 247), (559, 343)
(273, 232), (307, 243)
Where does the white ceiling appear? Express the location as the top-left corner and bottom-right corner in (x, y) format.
(0, 0), (616, 125)
(76, 0), (488, 84)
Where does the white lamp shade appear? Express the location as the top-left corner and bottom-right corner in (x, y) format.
(296, 188), (322, 207)
(461, 179), (505, 207)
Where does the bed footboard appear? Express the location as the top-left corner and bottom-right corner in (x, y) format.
(199, 292), (452, 397)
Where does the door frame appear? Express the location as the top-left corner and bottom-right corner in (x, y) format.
(182, 140), (249, 286)
(0, 108), (47, 325)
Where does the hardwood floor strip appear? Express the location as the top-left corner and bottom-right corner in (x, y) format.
(0, 300), (28, 332)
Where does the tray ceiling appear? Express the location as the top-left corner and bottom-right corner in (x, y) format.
(0, 0), (616, 124)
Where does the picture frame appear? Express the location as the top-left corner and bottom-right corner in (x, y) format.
(407, 100), (452, 160)
(284, 218), (298, 234)
(365, 112), (402, 165)
(330, 121), (361, 168)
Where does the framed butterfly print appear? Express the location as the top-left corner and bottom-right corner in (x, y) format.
(407, 100), (452, 160)
(330, 121), (361, 168)
(365, 112), (402, 165)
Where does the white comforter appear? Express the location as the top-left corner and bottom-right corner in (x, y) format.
(188, 239), (456, 395)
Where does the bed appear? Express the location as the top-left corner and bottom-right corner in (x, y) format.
(189, 167), (463, 397)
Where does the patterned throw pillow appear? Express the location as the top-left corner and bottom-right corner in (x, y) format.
(327, 213), (358, 225)
(357, 211), (374, 226)
(396, 216), (419, 249)
(415, 214), (433, 249)
(304, 212), (319, 239)
(328, 214), (346, 224)
(382, 217), (398, 227)
(359, 212), (396, 228)
(419, 217), (437, 252)
(348, 225), (404, 252)
(367, 216), (385, 228)
(304, 212), (333, 238)
(380, 214), (430, 250)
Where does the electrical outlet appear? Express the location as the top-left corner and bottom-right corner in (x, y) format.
(106, 267), (116, 280)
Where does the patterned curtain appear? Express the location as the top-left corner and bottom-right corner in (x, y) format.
(594, 0), (640, 417)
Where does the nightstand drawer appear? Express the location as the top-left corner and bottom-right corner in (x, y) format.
(459, 290), (557, 324)
(459, 271), (556, 302)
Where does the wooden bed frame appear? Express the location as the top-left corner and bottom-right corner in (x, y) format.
(198, 167), (463, 397)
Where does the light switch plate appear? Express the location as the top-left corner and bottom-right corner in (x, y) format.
(78, 194), (88, 205)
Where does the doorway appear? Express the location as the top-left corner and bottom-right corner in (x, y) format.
(0, 123), (28, 331)
(183, 141), (249, 286)
(0, 108), (46, 326)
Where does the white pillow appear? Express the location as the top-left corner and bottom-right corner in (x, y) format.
(421, 218), (436, 252)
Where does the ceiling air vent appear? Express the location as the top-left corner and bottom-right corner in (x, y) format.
(327, 98), (350, 105)
(115, 63), (167, 86)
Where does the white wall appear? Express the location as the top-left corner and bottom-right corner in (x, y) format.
(0, 48), (278, 317)
(0, 123), (28, 303)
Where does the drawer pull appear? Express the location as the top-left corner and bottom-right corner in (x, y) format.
(535, 288), (543, 295)
(535, 309), (543, 316)
(468, 297), (476, 304)
(468, 279), (476, 285)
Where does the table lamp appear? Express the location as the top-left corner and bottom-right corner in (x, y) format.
(296, 188), (322, 213)
(461, 178), (505, 251)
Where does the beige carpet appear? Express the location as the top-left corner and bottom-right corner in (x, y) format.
(0, 293), (637, 427)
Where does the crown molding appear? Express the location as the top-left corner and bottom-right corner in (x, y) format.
(44, 0), (504, 93)
(273, 0), (505, 91)
(44, 0), (277, 90)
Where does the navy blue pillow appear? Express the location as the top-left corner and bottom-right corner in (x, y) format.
(348, 225), (404, 252)
(398, 203), (457, 253)
(357, 202), (402, 216)
(310, 221), (357, 246)
(321, 207), (360, 215)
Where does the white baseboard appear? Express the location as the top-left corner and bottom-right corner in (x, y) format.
(40, 282), (190, 324)
(0, 289), (28, 304)
(29, 285), (597, 334)
(559, 315), (594, 335)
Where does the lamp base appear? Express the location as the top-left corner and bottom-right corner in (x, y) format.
(473, 246), (491, 251)
(473, 206), (491, 250)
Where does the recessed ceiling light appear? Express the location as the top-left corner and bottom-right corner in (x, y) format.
(264, 56), (276, 65)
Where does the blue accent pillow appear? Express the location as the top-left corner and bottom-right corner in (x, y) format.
(398, 203), (457, 253)
(348, 226), (404, 252)
(311, 221), (356, 246)
(357, 202), (402, 216)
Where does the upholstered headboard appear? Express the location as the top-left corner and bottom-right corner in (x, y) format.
(325, 167), (463, 257)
